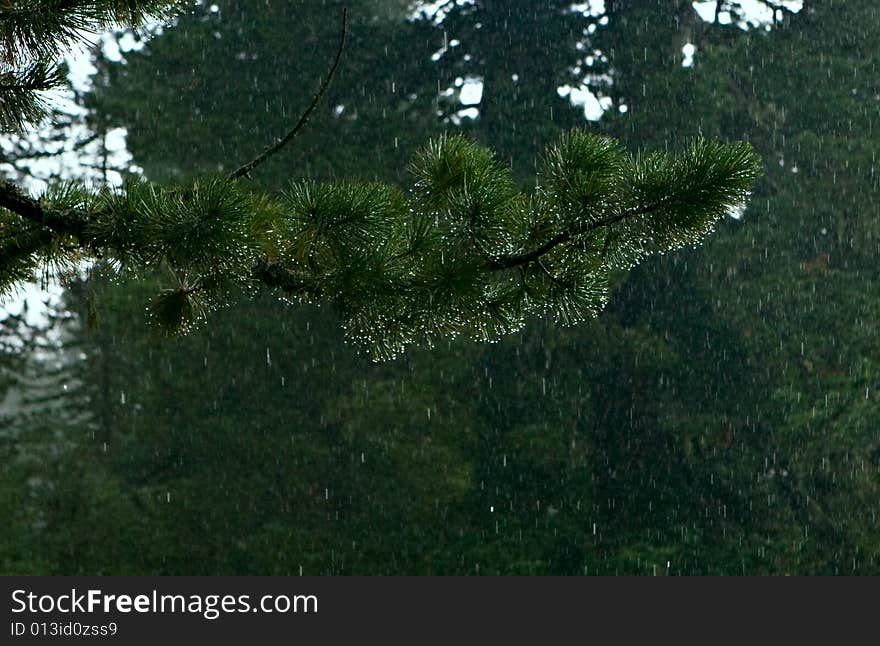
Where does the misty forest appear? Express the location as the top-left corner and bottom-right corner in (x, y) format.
(1, 0), (878, 575)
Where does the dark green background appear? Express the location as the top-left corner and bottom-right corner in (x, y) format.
(2, 0), (878, 574)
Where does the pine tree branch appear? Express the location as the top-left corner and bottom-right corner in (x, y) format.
(0, 0), (183, 62)
(486, 202), (658, 270)
(0, 129), (758, 359)
(0, 61), (67, 129)
(251, 260), (322, 298)
(0, 179), (85, 240)
(227, 7), (348, 181)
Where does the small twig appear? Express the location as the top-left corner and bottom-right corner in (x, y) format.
(487, 207), (638, 271)
(227, 7), (348, 181)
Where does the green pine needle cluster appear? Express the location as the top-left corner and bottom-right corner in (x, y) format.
(0, 0), (184, 130)
(0, 60), (67, 130)
(1, 132), (760, 359)
(0, 0), (762, 358)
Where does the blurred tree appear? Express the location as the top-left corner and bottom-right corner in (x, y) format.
(8, 0), (879, 576)
(594, 0), (880, 571)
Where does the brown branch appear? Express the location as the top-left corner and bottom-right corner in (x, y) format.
(0, 179), (85, 240)
(227, 7), (348, 181)
(486, 199), (670, 271)
(251, 259), (323, 298)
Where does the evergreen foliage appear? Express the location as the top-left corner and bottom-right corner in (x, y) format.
(0, 60), (66, 130)
(1, 132), (759, 358)
(0, 0), (182, 130)
(0, 0), (761, 357)
(5, 0), (879, 576)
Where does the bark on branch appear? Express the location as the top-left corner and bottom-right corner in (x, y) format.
(227, 8), (348, 181)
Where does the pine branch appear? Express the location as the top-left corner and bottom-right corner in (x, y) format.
(486, 209), (629, 270)
(493, 138), (758, 271)
(0, 61), (66, 130)
(0, 0), (183, 62)
(227, 7), (348, 181)
(251, 260), (322, 299)
(486, 194), (693, 271)
(0, 130), (760, 359)
(0, 179), (85, 240)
